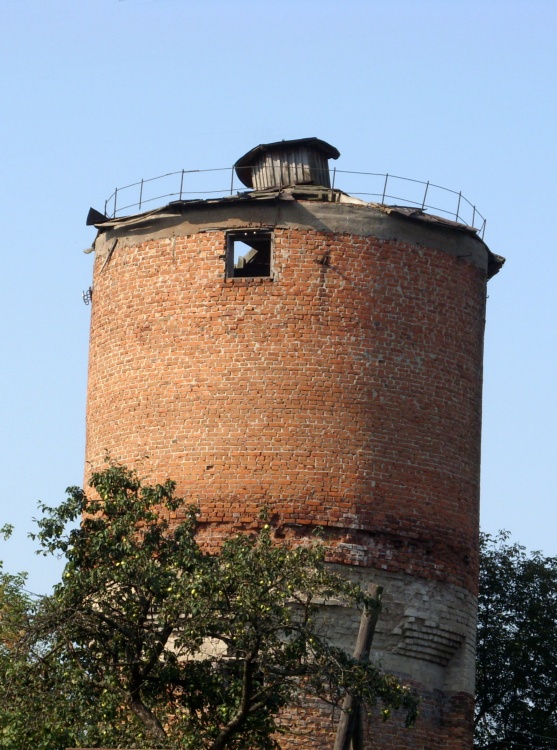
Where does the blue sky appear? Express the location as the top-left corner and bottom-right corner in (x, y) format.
(1, 0), (556, 593)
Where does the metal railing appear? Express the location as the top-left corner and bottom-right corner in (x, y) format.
(103, 167), (486, 238)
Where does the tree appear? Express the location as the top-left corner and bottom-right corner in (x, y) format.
(1, 464), (417, 749)
(0, 525), (140, 750)
(475, 532), (557, 749)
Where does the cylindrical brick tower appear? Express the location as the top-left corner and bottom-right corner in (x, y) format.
(84, 138), (503, 749)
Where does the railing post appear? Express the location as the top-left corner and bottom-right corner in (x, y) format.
(421, 181), (429, 210)
(138, 179), (144, 211)
(179, 170), (184, 201)
(455, 191), (462, 223)
(472, 205), (476, 227)
(331, 167), (336, 190)
(382, 174), (389, 204)
(230, 166), (234, 195)
(114, 187), (118, 218)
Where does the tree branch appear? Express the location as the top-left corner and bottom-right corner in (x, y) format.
(128, 695), (168, 743)
(208, 640), (261, 750)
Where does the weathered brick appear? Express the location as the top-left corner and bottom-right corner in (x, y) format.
(85, 197), (499, 750)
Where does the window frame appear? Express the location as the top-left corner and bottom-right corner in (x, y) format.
(225, 229), (273, 279)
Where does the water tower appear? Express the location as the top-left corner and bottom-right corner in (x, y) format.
(85, 138), (503, 749)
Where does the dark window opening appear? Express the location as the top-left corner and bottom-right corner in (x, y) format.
(226, 230), (272, 278)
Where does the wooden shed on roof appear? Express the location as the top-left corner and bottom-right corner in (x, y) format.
(234, 137), (340, 191)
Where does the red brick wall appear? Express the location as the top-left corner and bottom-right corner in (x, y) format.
(276, 689), (475, 750)
(85, 217), (487, 749)
(87, 224), (485, 591)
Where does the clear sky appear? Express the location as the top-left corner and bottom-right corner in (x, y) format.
(1, 0), (556, 594)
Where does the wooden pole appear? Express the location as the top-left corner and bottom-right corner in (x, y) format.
(333, 584), (383, 750)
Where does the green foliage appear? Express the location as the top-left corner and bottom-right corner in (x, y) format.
(475, 532), (557, 749)
(1, 463), (417, 749)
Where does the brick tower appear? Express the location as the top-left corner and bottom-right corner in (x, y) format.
(84, 138), (503, 749)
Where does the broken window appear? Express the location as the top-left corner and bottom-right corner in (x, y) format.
(226, 230), (272, 278)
